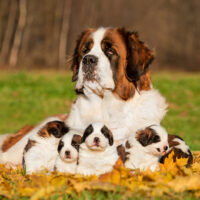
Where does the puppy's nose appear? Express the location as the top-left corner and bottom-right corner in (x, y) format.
(163, 146), (168, 151)
(83, 55), (98, 66)
(65, 150), (71, 157)
(94, 137), (100, 144)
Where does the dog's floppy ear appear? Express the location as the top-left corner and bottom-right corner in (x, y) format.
(71, 29), (93, 82)
(118, 28), (154, 84)
(81, 124), (94, 143)
(101, 125), (114, 146)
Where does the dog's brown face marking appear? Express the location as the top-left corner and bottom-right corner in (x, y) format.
(117, 144), (130, 163)
(71, 27), (154, 100)
(71, 134), (82, 151)
(38, 121), (69, 138)
(101, 125), (114, 146)
(1, 125), (34, 152)
(136, 127), (160, 147)
(168, 134), (183, 147)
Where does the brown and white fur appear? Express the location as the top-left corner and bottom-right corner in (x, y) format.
(119, 125), (169, 172)
(159, 134), (193, 167)
(54, 129), (82, 173)
(77, 122), (118, 176)
(66, 27), (167, 144)
(23, 121), (69, 174)
(0, 116), (66, 166)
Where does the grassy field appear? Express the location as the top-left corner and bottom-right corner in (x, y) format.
(0, 71), (199, 150)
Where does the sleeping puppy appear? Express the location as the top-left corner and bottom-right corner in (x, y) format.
(54, 129), (82, 173)
(77, 122), (118, 176)
(23, 121), (69, 174)
(159, 134), (193, 167)
(118, 125), (169, 172)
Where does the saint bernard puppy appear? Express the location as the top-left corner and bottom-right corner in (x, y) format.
(0, 115), (67, 166)
(54, 129), (82, 173)
(23, 120), (69, 174)
(77, 122), (118, 176)
(159, 134), (193, 167)
(117, 125), (169, 171)
(66, 27), (168, 144)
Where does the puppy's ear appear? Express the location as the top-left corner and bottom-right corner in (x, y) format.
(71, 29), (93, 82)
(136, 128), (160, 147)
(82, 124), (94, 143)
(118, 28), (154, 84)
(57, 140), (64, 152)
(101, 125), (114, 146)
(137, 131), (150, 147)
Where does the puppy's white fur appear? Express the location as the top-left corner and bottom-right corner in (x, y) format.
(77, 122), (118, 176)
(125, 125), (169, 171)
(0, 117), (61, 166)
(55, 130), (82, 174)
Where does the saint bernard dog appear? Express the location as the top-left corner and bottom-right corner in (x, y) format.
(117, 125), (169, 171)
(54, 129), (82, 173)
(0, 115), (67, 166)
(66, 27), (167, 144)
(159, 134), (193, 167)
(77, 122), (118, 176)
(23, 120), (69, 174)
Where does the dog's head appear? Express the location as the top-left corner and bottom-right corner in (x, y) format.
(71, 27), (154, 100)
(38, 121), (69, 138)
(57, 130), (82, 163)
(135, 125), (169, 156)
(82, 122), (114, 151)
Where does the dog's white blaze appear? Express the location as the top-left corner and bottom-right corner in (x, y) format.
(173, 138), (190, 154)
(76, 27), (115, 92)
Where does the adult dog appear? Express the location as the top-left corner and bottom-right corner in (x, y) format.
(0, 27), (167, 164)
(66, 27), (167, 144)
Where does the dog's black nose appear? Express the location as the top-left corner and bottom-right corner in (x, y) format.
(164, 146), (168, 151)
(65, 150), (70, 156)
(94, 137), (100, 144)
(83, 55), (98, 66)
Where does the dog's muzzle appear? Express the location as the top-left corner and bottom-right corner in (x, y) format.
(82, 55), (98, 81)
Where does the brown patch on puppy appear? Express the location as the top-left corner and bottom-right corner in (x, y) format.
(71, 29), (95, 82)
(24, 139), (37, 153)
(1, 125), (34, 152)
(71, 134), (82, 151)
(101, 125), (114, 146)
(160, 134), (193, 167)
(38, 121), (69, 138)
(117, 144), (129, 163)
(125, 141), (131, 149)
(136, 127), (160, 147)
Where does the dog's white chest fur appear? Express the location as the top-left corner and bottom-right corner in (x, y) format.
(77, 143), (118, 176)
(67, 89), (167, 143)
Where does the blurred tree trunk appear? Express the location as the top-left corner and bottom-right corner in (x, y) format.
(9, 0), (27, 68)
(58, 0), (72, 69)
(0, 0), (17, 64)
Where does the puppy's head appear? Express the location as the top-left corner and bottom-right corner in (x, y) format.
(38, 121), (69, 138)
(136, 125), (169, 156)
(82, 122), (114, 151)
(58, 130), (82, 163)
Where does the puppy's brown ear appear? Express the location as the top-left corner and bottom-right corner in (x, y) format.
(71, 29), (93, 82)
(118, 28), (154, 84)
(101, 125), (113, 146)
(117, 144), (129, 163)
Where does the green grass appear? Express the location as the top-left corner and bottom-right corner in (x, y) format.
(0, 71), (199, 150)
